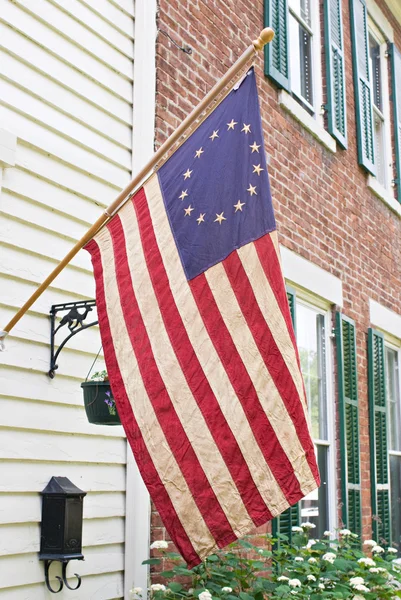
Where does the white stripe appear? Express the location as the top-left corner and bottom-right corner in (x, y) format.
(144, 174), (290, 516)
(94, 226), (217, 558)
(117, 193), (254, 535)
(204, 259), (316, 495)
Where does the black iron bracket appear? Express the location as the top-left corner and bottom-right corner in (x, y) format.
(49, 300), (98, 378)
(43, 559), (82, 593)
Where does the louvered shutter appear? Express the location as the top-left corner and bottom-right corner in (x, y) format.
(390, 44), (401, 203)
(272, 287), (300, 540)
(368, 329), (391, 543)
(349, 0), (376, 174)
(336, 314), (361, 536)
(264, 0), (290, 91)
(324, 0), (347, 148)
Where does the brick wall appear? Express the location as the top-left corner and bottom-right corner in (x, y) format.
(151, 0), (401, 572)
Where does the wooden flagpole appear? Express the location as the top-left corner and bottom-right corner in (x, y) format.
(0, 27), (274, 340)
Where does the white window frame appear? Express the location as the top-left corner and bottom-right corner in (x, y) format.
(292, 289), (337, 535)
(368, 18), (393, 192)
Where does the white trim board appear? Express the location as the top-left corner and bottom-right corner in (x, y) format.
(124, 0), (157, 598)
(369, 299), (401, 340)
(0, 129), (16, 167)
(280, 245), (343, 307)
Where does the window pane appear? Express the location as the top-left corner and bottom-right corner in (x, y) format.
(374, 111), (386, 187)
(300, 445), (329, 537)
(289, 14), (313, 107)
(386, 347), (401, 452)
(369, 35), (382, 110)
(289, 0), (311, 26)
(296, 304), (327, 440)
(390, 455), (401, 553)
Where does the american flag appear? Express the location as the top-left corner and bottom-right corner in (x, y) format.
(85, 69), (320, 567)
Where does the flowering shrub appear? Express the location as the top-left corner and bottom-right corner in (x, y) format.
(90, 370), (108, 382)
(133, 526), (401, 600)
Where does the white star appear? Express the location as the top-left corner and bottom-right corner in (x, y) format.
(241, 123), (251, 134)
(195, 147), (204, 158)
(227, 119), (238, 130)
(183, 168), (193, 179)
(184, 205), (194, 216)
(253, 164), (264, 176)
(196, 213), (206, 225)
(209, 130), (219, 141)
(234, 200), (245, 212)
(179, 190), (188, 201)
(247, 184), (257, 196)
(214, 212), (226, 224)
(250, 142), (261, 153)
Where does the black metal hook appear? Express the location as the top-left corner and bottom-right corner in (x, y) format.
(44, 560), (64, 594)
(62, 561), (82, 591)
(43, 560), (82, 593)
(158, 28), (192, 54)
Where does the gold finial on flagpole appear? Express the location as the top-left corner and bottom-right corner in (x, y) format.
(252, 28), (275, 52)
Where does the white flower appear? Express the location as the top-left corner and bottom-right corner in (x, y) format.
(277, 576), (289, 582)
(258, 549), (264, 554)
(318, 584), (325, 590)
(352, 595), (365, 600)
(301, 522), (316, 530)
(292, 526), (303, 533)
(339, 529), (352, 536)
(294, 557), (304, 562)
(222, 588), (232, 593)
(151, 585), (166, 592)
(308, 557), (317, 564)
(322, 552), (336, 563)
(363, 539), (377, 547)
(199, 591), (212, 600)
(150, 540), (169, 550)
(323, 531), (332, 537)
(188, 590), (194, 595)
(131, 588), (143, 597)
(350, 577), (365, 587)
(358, 557), (376, 567)
(372, 545), (385, 554)
(290, 591), (298, 595)
(307, 539), (317, 549)
(353, 584), (369, 593)
(377, 567), (387, 573)
(288, 579), (302, 588)
(387, 548), (398, 553)
(307, 575), (316, 582)
(369, 568), (380, 574)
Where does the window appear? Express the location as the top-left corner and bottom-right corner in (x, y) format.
(368, 25), (392, 190)
(289, 0), (314, 111)
(385, 345), (401, 551)
(296, 300), (334, 537)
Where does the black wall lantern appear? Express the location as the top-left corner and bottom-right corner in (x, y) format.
(39, 477), (87, 593)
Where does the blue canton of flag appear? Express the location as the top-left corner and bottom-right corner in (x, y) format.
(158, 68), (276, 280)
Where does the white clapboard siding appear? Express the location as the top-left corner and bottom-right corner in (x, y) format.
(0, 0), (135, 597)
(0, 573), (124, 600)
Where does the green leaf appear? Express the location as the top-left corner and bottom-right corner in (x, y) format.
(206, 555), (219, 562)
(169, 583), (183, 592)
(142, 558), (161, 565)
(239, 592), (253, 600)
(160, 570), (177, 578)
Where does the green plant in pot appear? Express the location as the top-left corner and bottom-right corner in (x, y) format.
(81, 370), (121, 425)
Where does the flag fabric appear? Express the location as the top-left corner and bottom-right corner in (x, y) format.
(85, 68), (320, 568)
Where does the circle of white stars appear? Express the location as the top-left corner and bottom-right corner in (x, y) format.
(179, 117), (263, 225)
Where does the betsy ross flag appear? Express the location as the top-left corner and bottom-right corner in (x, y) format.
(85, 69), (320, 567)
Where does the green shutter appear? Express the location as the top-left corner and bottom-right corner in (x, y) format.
(264, 0), (290, 91)
(349, 0), (376, 175)
(336, 313), (361, 536)
(324, 0), (347, 148)
(272, 287), (300, 540)
(368, 329), (391, 544)
(390, 44), (401, 203)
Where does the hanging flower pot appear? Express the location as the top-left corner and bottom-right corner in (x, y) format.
(81, 371), (121, 425)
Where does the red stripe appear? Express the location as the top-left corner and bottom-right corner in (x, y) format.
(134, 185), (274, 527)
(189, 271), (305, 506)
(106, 207), (238, 547)
(85, 237), (201, 567)
(254, 235), (299, 360)
(223, 250), (320, 485)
